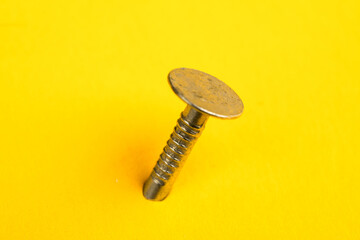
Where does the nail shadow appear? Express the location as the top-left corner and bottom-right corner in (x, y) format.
(119, 136), (159, 189)
(105, 118), (167, 194)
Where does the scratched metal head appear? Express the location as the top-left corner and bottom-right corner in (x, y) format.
(168, 68), (244, 119)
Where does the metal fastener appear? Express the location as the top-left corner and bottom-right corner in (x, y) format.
(143, 68), (244, 201)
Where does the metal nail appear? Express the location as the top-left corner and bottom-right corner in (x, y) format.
(143, 68), (244, 201)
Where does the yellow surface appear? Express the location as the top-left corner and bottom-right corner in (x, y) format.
(1, 0), (359, 239)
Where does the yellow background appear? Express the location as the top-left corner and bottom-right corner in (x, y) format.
(1, 0), (359, 239)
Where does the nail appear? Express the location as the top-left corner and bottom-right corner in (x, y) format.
(143, 68), (244, 201)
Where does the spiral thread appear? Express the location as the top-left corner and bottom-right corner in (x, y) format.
(150, 112), (204, 187)
(143, 106), (208, 200)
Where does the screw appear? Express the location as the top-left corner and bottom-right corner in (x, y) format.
(143, 68), (244, 201)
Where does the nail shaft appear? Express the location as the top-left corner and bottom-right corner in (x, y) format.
(143, 105), (208, 201)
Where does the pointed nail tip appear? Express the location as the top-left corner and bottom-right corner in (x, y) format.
(143, 194), (166, 201)
(143, 189), (167, 201)
(143, 185), (165, 201)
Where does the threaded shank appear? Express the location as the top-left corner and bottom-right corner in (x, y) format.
(143, 106), (208, 201)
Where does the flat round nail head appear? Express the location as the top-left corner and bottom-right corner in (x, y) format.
(168, 68), (244, 119)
